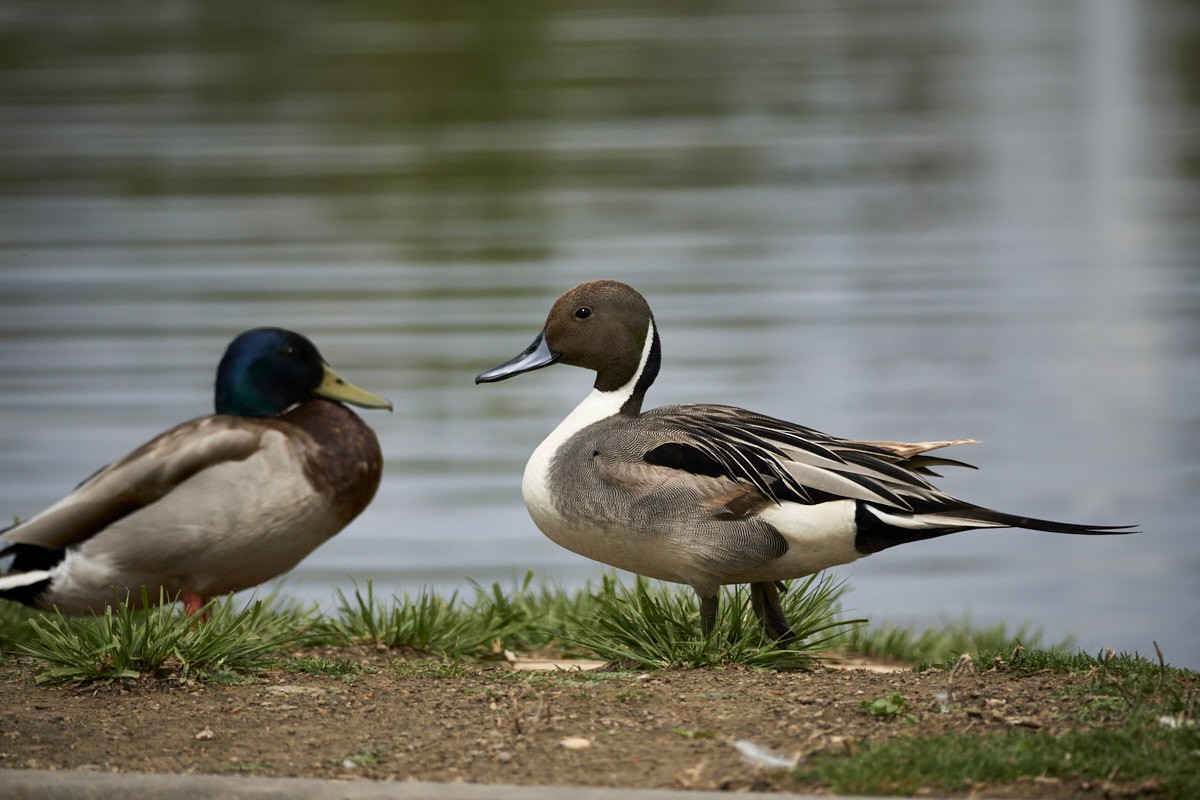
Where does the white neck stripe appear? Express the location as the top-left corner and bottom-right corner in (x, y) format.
(530, 318), (656, 458)
(521, 318), (656, 523)
(621, 317), (656, 396)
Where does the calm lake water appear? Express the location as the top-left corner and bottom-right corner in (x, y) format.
(2, 1), (1198, 667)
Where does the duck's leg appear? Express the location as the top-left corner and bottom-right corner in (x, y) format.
(750, 581), (795, 642)
(698, 592), (719, 637)
(181, 591), (207, 618)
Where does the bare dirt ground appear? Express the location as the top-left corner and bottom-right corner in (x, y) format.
(0, 647), (1157, 797)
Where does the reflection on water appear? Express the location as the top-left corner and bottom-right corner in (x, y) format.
(2, 1), (1198, 666)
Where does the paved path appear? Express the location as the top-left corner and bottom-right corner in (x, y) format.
(1, 770), (885, 800)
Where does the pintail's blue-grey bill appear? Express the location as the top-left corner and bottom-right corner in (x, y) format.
(475, 331), (561, 383)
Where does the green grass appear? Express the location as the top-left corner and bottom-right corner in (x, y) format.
(860, 691), (909, 718)
(840, 616), (1074, 667)
(2, 580), (1079, 678)
(466, 572), (600, 653)
(390, 658), (478, 680)
(311, 577), (556, 657)
(1023, 646), (1198, 722)
(794, 648), (1199, 797)
(560, 573), (863, 669)
(1, 574), (1192, 695)
(310, 572), (861, 669)
(11, 589), (313, 683)
(281, 654), (369, 682)
(796, 723), (1199, 797)
(0, 601), (41, 652)
(1, 572), (863, 678)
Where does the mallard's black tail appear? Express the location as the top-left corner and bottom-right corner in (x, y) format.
(0, 543), (63, 607)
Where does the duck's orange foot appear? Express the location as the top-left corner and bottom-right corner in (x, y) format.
(181, 591), (207, 618)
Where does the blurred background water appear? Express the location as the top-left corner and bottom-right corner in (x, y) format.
(1, 0), (1197, 666)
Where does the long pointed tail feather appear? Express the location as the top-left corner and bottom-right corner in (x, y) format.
(941, 507), (1138, 535)
(855, 502), (1137, 554)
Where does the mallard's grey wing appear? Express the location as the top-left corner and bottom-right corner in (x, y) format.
(1, 416), (264, 550)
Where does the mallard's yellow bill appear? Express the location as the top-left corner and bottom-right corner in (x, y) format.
(316, 364), (393, 410)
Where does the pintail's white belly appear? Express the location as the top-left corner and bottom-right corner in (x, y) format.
(521, 420), (661, 575)
(521, 484), (704, 587)
(522, 384), (625, 519)
(520, 388), (702, 584)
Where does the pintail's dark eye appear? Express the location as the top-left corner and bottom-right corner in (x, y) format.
(574, 307), (592, 320)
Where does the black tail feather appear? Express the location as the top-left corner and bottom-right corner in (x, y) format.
(946, 507), (1138, 535)
(1, 542), (67, 571)
(0, 542), (64, 608)
(854, 501), (1137, 555)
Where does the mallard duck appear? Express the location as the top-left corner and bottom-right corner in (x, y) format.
(476, 280), (1136, 639)
(0, 327), (392, 615)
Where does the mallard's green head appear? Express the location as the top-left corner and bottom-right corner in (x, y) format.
(215, 328), (392, 417)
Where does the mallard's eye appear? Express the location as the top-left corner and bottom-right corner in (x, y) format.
(281, 345), (299, 358)
(575, 307), (592, 320)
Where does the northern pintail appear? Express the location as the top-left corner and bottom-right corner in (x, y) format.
(476, 280), (1135, 639)
(0, 328), (392, 615)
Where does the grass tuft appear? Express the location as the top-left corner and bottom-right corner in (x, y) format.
(314, 580), (530, 658)
(12, 589), (312, 683)
(561, 573), (862, 669)
(839, 616), (1073, 667)
(467, 572), (598, 653)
